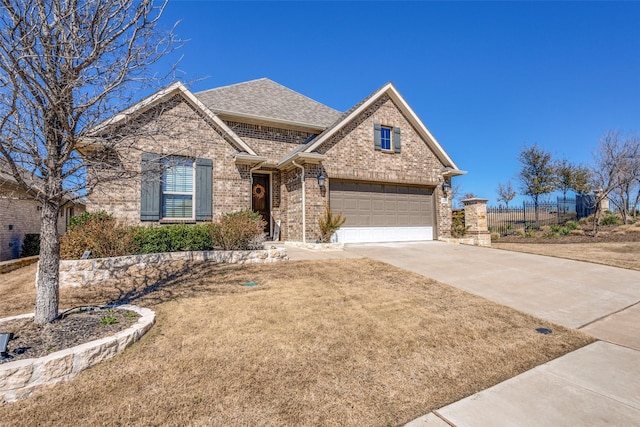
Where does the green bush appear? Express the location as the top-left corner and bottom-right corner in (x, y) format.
(601, 211), (622, 226)
(60, 211), (138, 259)
(564, 221), (579, 231)
(20, 233), (40, 257)
(61, 209), (269, 259)
(134, 224), (212, 253)
(209, 209), (266, 250)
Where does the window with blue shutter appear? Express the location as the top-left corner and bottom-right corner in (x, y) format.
(374, 123), (399, 152)
(140, 154), (212, 221)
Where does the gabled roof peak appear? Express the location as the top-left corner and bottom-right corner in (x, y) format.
(195, 78), (342, 129)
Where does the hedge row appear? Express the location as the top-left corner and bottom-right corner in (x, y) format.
(60, 210), (266, 260)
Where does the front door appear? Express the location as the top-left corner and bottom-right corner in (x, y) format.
(252, 174), (271, 235)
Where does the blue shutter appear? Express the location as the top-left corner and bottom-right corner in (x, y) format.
(393, 127), (401, 153)
(195, 158), (213, 221)
(140, 153), (161, 221)
(374, 123), (382, 150)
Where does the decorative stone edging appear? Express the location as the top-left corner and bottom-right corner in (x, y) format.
(0, 305), (155, 403)
(59, 248), (288, 288)
(284, 242), (345, 251)
(0, 256), (39, 274)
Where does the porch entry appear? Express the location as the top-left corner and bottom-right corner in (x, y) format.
(251, 174), (271, 235)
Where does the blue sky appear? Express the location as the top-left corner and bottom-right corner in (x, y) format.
(153, 1), (640, 205)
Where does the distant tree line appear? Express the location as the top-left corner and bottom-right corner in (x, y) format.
(493, 130), (639, 231)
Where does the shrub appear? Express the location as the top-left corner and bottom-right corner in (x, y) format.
(134, 224), (213, 254)
(601, 211), (622, 226)
(318, 206), (346, 243)
(451, 210), (469, 237)
(20, 233), (40, 257)
(68, 210), (113, 228)
(209, 209), (266, 250)
(60, 211), (138, 259)
(558, 227), (572, 236)
(564, 221), (579, 231)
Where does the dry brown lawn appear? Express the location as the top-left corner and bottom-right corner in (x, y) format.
(492, 241), (640, 271)
(0, 259), (592, 426)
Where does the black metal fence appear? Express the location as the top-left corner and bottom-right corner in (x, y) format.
(487, 197), (595, 236)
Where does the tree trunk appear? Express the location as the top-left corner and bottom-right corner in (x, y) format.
(34, 201), (60, 324)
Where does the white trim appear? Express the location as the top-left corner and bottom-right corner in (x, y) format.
(277, 152), (328, 169)
(304, 83), (461, 171)
(335, 227), (433, 244)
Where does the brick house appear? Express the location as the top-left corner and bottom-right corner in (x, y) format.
(86, 78), (465, 243)
(0, 166), (85, 261)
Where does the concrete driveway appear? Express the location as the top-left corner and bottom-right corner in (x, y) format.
(285, 241), (640, 426)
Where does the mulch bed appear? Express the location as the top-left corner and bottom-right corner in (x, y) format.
(0, 307), (139, 364)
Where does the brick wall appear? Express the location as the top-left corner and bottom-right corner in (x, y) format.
(87, 96), (253, 224)
(0, 185), (85, 260)
(225, 120), (317, 164)
(315, 95), (453, 238)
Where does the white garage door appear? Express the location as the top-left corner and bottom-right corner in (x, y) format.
(329, 180), (435, 243)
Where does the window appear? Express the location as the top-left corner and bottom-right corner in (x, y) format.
(140, 154), (212, 222)
(374, 123), (401, 153)
(380, 126), (392, 151)
(162, 157), (194, 219)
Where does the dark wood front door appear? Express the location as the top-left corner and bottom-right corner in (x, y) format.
(252, 174), (271, 235)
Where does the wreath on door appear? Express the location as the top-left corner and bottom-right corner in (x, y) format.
(252, 183), (266, 200)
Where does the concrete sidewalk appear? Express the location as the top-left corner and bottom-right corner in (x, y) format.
(285, 241), (640, 426)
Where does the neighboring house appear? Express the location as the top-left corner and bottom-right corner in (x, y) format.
(86, 78), (465, 243)
(0, 165), (85, 261)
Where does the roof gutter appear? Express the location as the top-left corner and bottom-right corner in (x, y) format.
(277, 152), (327, 170)
(442, 167), (467, 177)
(234, 153), (269, 166)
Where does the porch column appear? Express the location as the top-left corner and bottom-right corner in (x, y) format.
(462, 198), (491, 247)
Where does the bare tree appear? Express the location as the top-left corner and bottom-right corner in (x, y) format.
(518, 144), (556, 222)
(496, 180), (516, 208)
(592, 131), (640, 226)
(0, 0), (177, 324)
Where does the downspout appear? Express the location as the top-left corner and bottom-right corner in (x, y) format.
(249, 161), (266, 186)
(291, 160), (306, 243)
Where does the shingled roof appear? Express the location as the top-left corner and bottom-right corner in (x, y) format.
(195, 78), (342, 129)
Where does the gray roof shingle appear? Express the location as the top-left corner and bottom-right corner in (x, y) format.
(194, 78), (342, 129)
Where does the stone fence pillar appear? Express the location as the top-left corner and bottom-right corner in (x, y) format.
(462, 198), (491, 247)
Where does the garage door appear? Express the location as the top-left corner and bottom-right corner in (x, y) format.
(329, 180), (435, 243)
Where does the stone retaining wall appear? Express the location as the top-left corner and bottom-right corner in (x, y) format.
(0, 305), (155, 403)
(59, 248), (288, 288)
